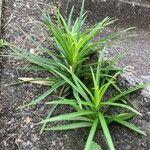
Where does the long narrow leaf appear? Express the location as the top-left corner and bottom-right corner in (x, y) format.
(105, 113), (135, 124)
(99, 112), (115, 150)
(45, 122), (92, 131)
(46, 99), (94, 107)
(37, 111), (94, 124)
(85, 118), (98, 150)
(108, 83), (150, 103)
(101, 102), (142, 116)
(114, 119), (146, 136)
(40, 104), (58, 134)
(18, 80), (65, 109)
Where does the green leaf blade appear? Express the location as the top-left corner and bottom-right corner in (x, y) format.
(37, 111), (95, 125)
(85, 118), (98, 150)
(114, 119), (146, 136)
(45, 122), (92, 131)
(98, 112), (115, 150)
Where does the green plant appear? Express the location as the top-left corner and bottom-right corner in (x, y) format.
(7, 0), (130, 109)
(0, 39), (7, 48)
(6, 0), (149, 149)
(5, 0), (128, 135)
(38, 51), (149, 150)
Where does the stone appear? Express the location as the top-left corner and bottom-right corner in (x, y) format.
(141, 75), (150, 83)
(119, 71), (143, 86)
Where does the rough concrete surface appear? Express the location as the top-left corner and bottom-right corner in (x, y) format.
(61, 0), (150, 30)
(0, 0), (150, 150)
(106, 32), (150, 76)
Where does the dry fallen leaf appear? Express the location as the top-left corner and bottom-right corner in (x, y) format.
(18, 77), (53, 85)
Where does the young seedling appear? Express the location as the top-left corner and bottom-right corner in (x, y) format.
(0, 39), (7, 48)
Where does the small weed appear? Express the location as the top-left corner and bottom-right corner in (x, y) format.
(0, 39), (7, 48)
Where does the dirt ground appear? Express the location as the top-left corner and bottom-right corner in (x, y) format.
(0, 0), (150, 150)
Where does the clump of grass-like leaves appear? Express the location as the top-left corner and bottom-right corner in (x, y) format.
(7, 0), (130, 109)
(38, 50), (148, 150)
(0, 39), (7, 48)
